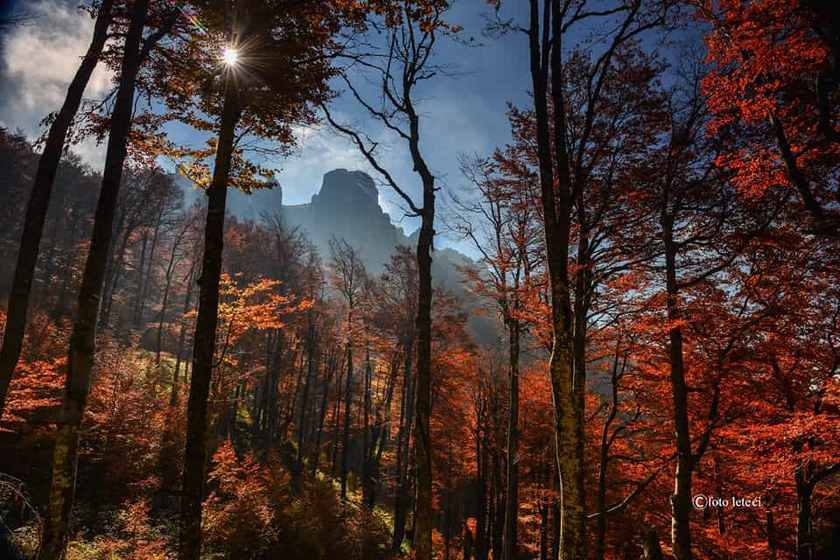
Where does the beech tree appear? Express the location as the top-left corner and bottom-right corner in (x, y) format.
(329, 237), (367, 499)
(0, 0), (114, 415)
(322, 3), (453, 555)
(152, 2), (363, 557)
(39, 0), (181, 556)
(515, 1), (676, 557)
(454, 155), (542, 560)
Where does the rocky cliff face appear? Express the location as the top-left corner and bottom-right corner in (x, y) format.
(280, 169), (408, 272)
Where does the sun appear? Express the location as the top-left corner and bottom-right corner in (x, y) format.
(221, 46), (240, 67)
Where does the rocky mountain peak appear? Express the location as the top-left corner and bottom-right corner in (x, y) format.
(313, 169), (379, 208)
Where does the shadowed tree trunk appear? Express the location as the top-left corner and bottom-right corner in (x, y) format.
(393, 336), (413, 551)
(340, 337), (354, 499)
(413, 184), (435, 560)
(178, 84), (242, 560)
(171, 263), (195, 406)
(503, 318), (520, 560)
(663, 216), (693, 560)
(320, 11), (444, 555)
(135, 205), (164, 326)
(643, 528), (664, 560)
(492, 448), (505, 559)
(795, 461), (840, 560)
(0, 0), (114, 415)
(156, 222), (188, 363)
(310, 347), (337, 474)
(296, 305), (317, 468)
(527, 2), (583, 557)
(39, 1), (148, 557)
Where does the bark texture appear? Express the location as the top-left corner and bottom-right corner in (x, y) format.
(40, 1), (147, 557)
(0, 0), (114, 415)
(178, 87), (242, 560)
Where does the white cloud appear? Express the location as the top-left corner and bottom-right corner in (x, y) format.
(276, 121), (377, 204)
(0, 0), (113, 166)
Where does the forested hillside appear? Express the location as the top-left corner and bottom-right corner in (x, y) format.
(0, 1), (838, 560)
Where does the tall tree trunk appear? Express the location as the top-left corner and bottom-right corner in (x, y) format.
(539, 498), (549, 560)
(663, 218), (693, 560)
(99, 215), (134, 329)
(156, 230), (182, 363)
(795, 465), (814, 560)
(297, 308), (317, 468)
(0, 0), (114, 415)
(595, 348), (622, 560)
(310, 348), (336, 474)
(340, 337), (353, 499)
(475, 428), (488, 560)
(503, 318), (520, 560)
(171, 264), (195, 406)
(413, 201), (435, 560)
(361, 345), (372, 506)
(55, 209), (80, 317)
(643, 528), (664, 560)
(39, 1), (147, 557)
(134, 231), (148, 323)
(136, 207), (163, 326)
(368, 354), (398, 508)
(178, 85), (242, 560)
(492, 449), (505, 559)
(528, 2), (583, 557)
(393, 337), (413, 551)
(331, 367), (343, 476)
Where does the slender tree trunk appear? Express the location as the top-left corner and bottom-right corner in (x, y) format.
(503, 318), (520, 560)
(331, 367), (343, 476)
(539, 498), (549, 560)
(134, 231), (148, 322)
(361, 345), (372, 506)
(595, 420), (610, 560)
(171, 264), (195, 406)
(393, 338), (412, 551)
(475, 428), (488, 560)
(297, 308), (317, 468)
(340, 336), (353, 499)
(310, 348), (336, 474)
(368, 354), (398, 508)
(156, 231), (181, 363)
(55, 210), (80, 317)
(40, 185), (67, 311)
(528, 2), (584, 557)
(492, 450), (505, 559)
(767, 509), (777, 560)
(39, 2), (147, 557)
(795, 465), (814, 560)
(178, 85), (241, 560)
(595, 350), (622, 560)
(98, 207), (122, 324)
(463, 520), (474, 560)
(99, 217), (134, 329)
(413, 203), (435, 560)
(643, 528), (664, 560)
(0, 0), (114, 415)
(136, 207), (163, 325)
(663, 218), (693, 560)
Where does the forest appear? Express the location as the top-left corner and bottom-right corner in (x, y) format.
(0, 0), (837, 559)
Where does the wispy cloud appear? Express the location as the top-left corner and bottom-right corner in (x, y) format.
(0, 0), (112, 167)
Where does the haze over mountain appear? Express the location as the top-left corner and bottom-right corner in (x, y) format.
(178, 168), (498, 344)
